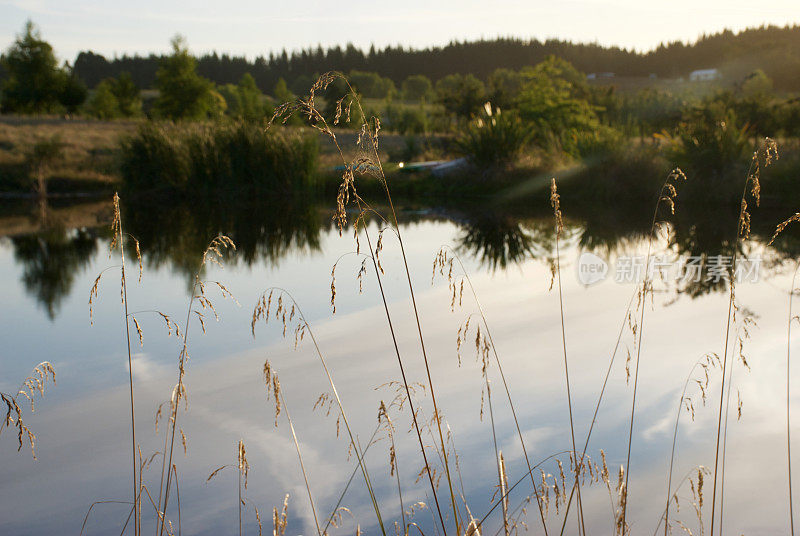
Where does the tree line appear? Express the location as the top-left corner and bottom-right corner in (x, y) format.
(3, 23), (795, 94)
(2, 20), (799, 156)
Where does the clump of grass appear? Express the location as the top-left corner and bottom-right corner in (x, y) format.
(120, 121), (318, 197)
(453, 104), (530, 173)
(252, 288), (385, 534)
(432, 245), (550, 534)
(660, 353), (721, 535)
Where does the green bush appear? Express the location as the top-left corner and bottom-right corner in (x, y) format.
(571, 124), (624, 159)
(454, 105), (530, 171)
(385, 104), (428, 135)
(152, 36), (217, 120)
(666, 102), (752, 178)
(120, 122), (318, 196)
(119, 123), (191, 191)
(87, 80), (120, 119)
(401, 75), (433, 101)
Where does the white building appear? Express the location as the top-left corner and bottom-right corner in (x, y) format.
(689, 68), (721, 82)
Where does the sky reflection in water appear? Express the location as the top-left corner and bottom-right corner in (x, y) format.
(0, 198), (797, 536)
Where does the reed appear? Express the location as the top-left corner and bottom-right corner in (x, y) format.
(0, 361), (56, 458)
(88, 192), (143, 535)
(549, 178), (587, 536)
(768, 209), (800, 536)
(620, 168), (686, 534)
(709, 138), (778, 536)
(120, 121), (318, 196)
(157, 235), (237, 536)
(270, 72), (460, 535)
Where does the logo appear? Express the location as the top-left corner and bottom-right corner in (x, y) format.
(577, 251), (608, 286)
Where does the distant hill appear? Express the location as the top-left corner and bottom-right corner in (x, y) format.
(65, 24), (800, 93)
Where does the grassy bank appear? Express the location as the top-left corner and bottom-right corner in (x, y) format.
(0, 118), (137, 194)
(3, 116), (800, 215)
(0, 116), (443, 195)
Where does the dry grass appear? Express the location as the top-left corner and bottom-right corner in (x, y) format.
(708, 138), (778, 536)
(0, 361), (56, 458)
(0, 118), (137, 189)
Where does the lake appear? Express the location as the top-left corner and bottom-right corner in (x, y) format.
(0, 192), (797, 536)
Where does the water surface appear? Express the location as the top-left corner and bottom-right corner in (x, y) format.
(0, 195), (797, 536)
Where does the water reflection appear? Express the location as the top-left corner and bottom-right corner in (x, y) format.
(0, 199), (104, 319)
(2, 192), (800, 536)
(454, 211), (552, 271)
(121, 196), (325, 282)
(2, 194), (800, 316)
(11, 227), (98, 319)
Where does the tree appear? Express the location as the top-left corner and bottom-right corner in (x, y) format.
(218, 84), (242, 116)
(349, 70), (395, 99)
(740, 69), (773, 98)
(236, 73), (264, 121)
(110, 72), (142, 117)
(73, 51), (111, 88)
(1, 21), (66, 113)
(273, 77), (293, 102)
(516, 58), (599, 154)
(401, 75), (433, 101)
(87, 72), (141, 119)
(487, 68), (525, 110)
(219, 73), (267, 121)
(290, 74), (314, 96)
(87, 80), (119, 119)
(153, 35), (214, 120)
(59, 72), (88, 115)
(435, 73), (486, 120)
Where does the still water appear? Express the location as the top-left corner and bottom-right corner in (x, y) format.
(0, 195), (798, 536)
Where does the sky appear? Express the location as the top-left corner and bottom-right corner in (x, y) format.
(1, 0), (799, 63)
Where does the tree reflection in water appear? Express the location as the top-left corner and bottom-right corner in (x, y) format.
(4, 192), (800, 317)
(12, 225), (98, 319)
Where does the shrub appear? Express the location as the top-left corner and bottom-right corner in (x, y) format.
(87, 80), (120, 119)
(454, 104), (530, 171)
(571, 124), (624, 159)
(120, 122), (318, 196)
(666, 103), (752, 178)
(119, 122), (191, 191)
(152, 36), (216, 120)
(385, 104), (428, 135)
(401, 75), (433, 101)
